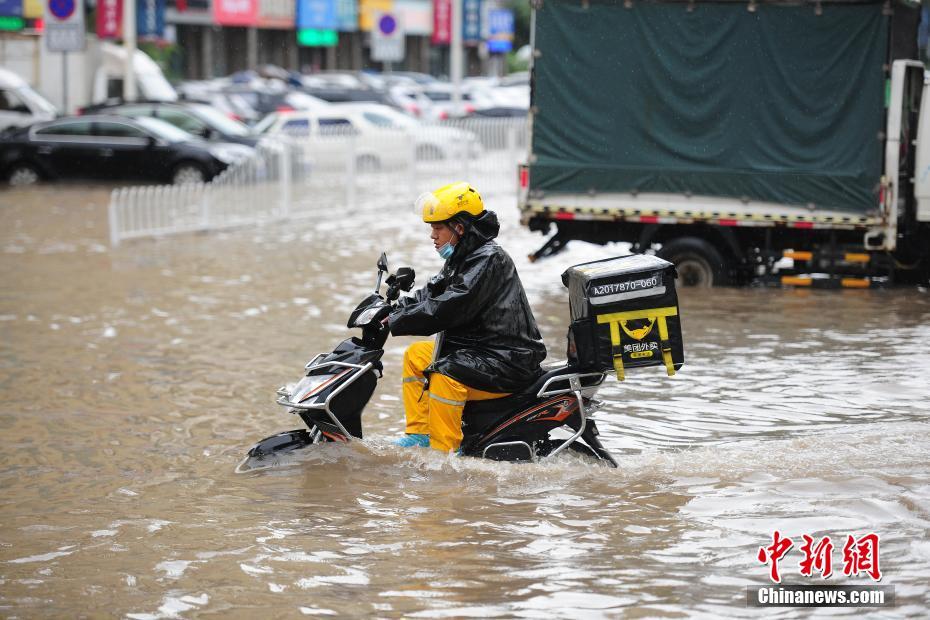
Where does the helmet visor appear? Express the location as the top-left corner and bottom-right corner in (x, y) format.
(414, 191), (441, 221)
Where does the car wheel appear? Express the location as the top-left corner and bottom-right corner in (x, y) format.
(356, 155), (381, 173)
(8, 163), (41, 186)
(656, 237), (730, 287)
(172, 163), (207, 185)
(416, 144), (445, 161)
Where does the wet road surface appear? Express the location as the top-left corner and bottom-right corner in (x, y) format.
(1, 185), (929, 618)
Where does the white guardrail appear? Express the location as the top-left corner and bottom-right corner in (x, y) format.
(108, 117), (528, 246)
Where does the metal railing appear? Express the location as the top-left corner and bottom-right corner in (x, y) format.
(108, 117), (527, 246)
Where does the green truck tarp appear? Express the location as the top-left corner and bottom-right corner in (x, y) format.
(530, 0), (890, 214)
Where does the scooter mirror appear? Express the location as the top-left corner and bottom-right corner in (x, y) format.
(377, 252), (389, 273)
(394, 267), (416, 291)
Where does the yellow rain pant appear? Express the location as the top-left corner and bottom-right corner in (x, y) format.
(402, 341), (509, 452)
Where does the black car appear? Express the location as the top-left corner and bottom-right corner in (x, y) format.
(0, 114), (255, 186)
(80, 100), (259, 147)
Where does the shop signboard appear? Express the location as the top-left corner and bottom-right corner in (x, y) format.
(431, 0), (449, 45)
(297, 27), (336, 46)
(335, 0), (356, 31)
(0, 0), (22, 16)
(462, 0), (480, 44)
(137, 0), (165, 38)
(257, 0), (293, 28)
(96, 0), (121, 38)
(23, 0), (40, 17)
(297, 0), (336, 29)
(0, 15), (23, 28)
(487, 8), (512, 53)
(357, 0), (389, 31)
(394, 0), (428, 36)
(213, 0), (257, 26)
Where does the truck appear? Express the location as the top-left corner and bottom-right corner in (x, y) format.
(0, 35), (176, 115)
(518, 0), (930, 287)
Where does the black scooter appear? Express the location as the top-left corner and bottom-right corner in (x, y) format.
(238, 253), (618, 471)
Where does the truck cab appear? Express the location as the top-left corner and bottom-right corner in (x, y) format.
(0, 68), (57, 132)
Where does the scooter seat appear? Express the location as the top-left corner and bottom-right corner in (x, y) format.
(462, 363), (591, 417)
(461, 364), (602, 440)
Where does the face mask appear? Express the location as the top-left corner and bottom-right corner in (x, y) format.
(437, 242), (455, 260)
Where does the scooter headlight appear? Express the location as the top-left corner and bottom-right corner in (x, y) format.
(352, 306), (382, 327)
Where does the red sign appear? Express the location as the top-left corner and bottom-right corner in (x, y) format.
(431, 0), (450, 45)
(96, 0), (121, 38)
(213, 0), (258, 26)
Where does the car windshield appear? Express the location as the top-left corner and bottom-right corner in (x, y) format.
(363, 109), (416, 129)
(190, 103), (251, 136)
(286, 91), (329, 110)
(134, 116), (195, 142)
(16, 86), (57, 115)
(252, 114), (279, 134)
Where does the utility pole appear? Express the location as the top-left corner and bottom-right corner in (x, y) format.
(450, 0), (463, 116)
(123, 0), (137, 101)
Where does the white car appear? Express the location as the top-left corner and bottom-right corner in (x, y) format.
(384, 84), (434, 119)
(253, 107), (411, 172)
(254, 104), (483, 171)
(420, 83), (477, 120)
(334, 103), (482, 161)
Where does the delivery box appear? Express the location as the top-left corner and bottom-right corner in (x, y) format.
(562, 254), (684, 380)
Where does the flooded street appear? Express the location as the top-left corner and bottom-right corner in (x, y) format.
(1, 185), (929, 618)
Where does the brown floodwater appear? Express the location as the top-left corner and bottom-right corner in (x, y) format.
(1, 185), (929, 618)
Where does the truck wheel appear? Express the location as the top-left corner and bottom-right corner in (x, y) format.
(657, 237), (729, 287)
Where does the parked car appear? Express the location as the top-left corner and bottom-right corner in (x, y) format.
(79, 101), (260, 146)
(253, 107), (410, 171)
(335, 103), (482, 161)
(178, 77), (329, 123)
(420, 84), (476, 120)
(222, 82), (329, 118)
(383, 83), (434, 118)
(468, 83), (530, 113)
(0, 115), (254, 186)
(0, 68), (57, 132)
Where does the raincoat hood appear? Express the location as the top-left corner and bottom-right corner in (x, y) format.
(450, 210), (500, 261)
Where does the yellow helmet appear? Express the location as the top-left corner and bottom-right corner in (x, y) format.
(416, 182), (484, 223)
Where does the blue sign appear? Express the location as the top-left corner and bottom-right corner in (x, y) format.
(137, 0), (165, 38)
(48, 0), (74, 19)
(378, 13), (395, 34)
(0, 0), (23, 17)
(487, 8), (513, 53)
(336, 0), (356, 32)
(298, 0), (337, 30)
(462, 0), (480, 43)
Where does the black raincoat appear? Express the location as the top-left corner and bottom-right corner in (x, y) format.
(387, 211), (547, 393)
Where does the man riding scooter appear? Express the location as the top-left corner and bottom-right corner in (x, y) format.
(386, 182), (548, 452)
